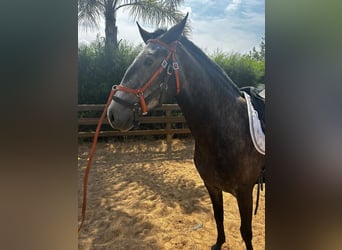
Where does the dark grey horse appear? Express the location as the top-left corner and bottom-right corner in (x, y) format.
(107, 14), (265, 250)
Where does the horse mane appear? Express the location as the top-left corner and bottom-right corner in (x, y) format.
(150, 27), (241, 97)
(178, 36), (242, 97)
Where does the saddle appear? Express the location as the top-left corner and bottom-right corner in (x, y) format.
(240, 86), (265, 133)
(240, 87), (266, 214)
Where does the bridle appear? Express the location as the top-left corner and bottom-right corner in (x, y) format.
(112, 39), (181, 115)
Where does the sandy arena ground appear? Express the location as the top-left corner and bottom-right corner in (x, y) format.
(78, 138), (265, 250)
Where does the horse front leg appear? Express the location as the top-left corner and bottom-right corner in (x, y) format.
(205, 184), (225, 250)
(237, 187), (254, 250)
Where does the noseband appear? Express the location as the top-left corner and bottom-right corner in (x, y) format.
(112, 39), (181, 115)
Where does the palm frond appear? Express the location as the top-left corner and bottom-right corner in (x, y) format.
(121, 0), (191, 35)
(78, 0), (105, 30)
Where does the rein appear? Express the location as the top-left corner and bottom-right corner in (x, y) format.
(78, 89), (115, 232)
(112, 39), (181, 115)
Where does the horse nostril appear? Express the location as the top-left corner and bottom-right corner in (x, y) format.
(108, 110), (115, 125)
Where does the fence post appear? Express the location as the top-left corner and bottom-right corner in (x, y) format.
(165, 109), (172, 155)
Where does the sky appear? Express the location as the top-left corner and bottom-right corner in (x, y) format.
(78, 0), (265, 54)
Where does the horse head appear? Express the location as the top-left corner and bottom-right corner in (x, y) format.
(107, 13), (188, 131)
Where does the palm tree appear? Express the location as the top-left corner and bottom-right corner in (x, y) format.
(78, 0), (185, 50)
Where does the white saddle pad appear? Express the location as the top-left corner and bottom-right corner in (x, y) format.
(242, 91), (265, 155)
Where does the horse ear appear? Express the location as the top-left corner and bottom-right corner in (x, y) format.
(137, 22), (153, 44)
(161, 13), (189, 43)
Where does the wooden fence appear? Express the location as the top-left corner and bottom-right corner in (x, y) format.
(78, 104), (191, 145)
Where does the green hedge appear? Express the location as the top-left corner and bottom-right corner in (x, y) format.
(211, 51), (264, 88)
(78, 39), (142, 104)
(78, 39), (265, 104)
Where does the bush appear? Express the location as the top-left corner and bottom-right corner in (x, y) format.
(78, 39), (265, 104)
(78, 38), (142, 104)
(211, 50), (264, 88)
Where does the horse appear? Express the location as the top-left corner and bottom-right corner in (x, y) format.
(107, 13), (265, 250)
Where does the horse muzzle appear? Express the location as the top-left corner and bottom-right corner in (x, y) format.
(107, 100), (136, 131)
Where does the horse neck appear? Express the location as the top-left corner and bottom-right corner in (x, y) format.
(175, 45), (244, 135)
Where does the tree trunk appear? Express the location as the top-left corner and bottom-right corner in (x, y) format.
(105, 6), (117, 51)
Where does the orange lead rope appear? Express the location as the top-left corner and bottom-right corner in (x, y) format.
(78, 88), (115, 232)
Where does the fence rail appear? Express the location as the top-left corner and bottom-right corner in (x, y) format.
(78, 104), (191, 141)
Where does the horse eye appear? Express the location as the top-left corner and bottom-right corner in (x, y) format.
(144, 58), (153, 67)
